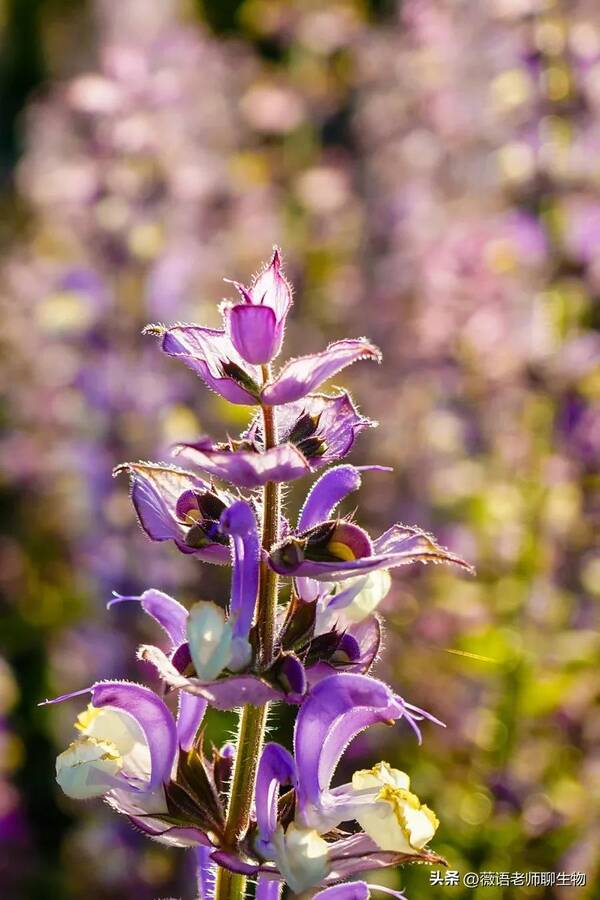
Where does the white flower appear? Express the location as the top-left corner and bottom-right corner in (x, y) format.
(316, 568), (392, 633)
(351, 761), (439, 854)
(269, 823), (329, 893)
(56, 736), (122, 800)
(56, 704), (152, 800)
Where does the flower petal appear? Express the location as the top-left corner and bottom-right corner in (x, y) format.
(261, 339), (381, 406)
(107, 589), (188, 648)
(220, 501), (260, 642)
(44, 681), (178, 790)
(347, 617), (382, 672)
(294, 674), (403, 820)
(174, 440), (311, 488)
(324, 570), (391, 621)
(187, 603), (234, 681)
(298, 465), (364, 531)
(269, 823), (329, 892)
(256, 743), (297, 846)
(89, 682), (177, 790)
(177, 693), (207, 754)
(250, 247), (292, 317)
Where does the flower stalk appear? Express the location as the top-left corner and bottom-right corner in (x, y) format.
(215, 370), (281, 900)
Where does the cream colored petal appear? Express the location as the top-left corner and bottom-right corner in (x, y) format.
(343, 569), (392, 623)
(355, 800), (414, 854)
(56, 737), (122, 800)
(352, 760), (410, 792)
(403, 801), (439, 848)
(76, 705), (151, 782)
(354, 779), (439, 854)
(270, 823), (329, 893)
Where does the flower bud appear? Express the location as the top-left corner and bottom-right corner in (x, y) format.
(187, 601), (234, 681)
(223, 248), (292, 365)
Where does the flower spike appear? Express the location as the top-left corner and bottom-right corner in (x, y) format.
(53, 248), (470, 893)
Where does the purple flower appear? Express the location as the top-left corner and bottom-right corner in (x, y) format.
(298, 464), (377, 531)
(45, 680), (212, 848)
(222, 247), (292, 365)
(110, 503), (307, 708)
(252, 674), (444, 891)
(118, 500), (260, 676)
(107, 589), (207, 749)
(113, 462), (233, 562)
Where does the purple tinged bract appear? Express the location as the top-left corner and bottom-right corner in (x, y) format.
(222, 247), (292, 365)
(173, 438), (312, 487)
(150, 321), (381, 408)
(269, 519), (474, 581)
(247, 392), (374, 469)
(113, 462), (233, 562)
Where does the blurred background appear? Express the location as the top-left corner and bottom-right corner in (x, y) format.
(0, 0), (599, 898)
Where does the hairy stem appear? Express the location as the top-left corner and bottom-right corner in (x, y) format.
(214, 368), (281, 900)
(257, 397), (281, 667)
(213, 867), (245, 900)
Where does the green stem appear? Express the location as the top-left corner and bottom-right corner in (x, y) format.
(258, 399), (281, 668)
(214, 370), (281, 900)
